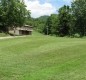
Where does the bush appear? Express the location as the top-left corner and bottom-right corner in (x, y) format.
(0, 33), (9, 37)
(74, 33), (80, 38)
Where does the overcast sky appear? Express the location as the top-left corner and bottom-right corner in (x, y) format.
(24, 0), (72, 18)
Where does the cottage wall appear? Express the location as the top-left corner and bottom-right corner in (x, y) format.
(15, 29), (20, 35)
(9, 25), (33, 35)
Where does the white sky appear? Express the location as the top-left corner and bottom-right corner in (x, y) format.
(24, 0), (72, 18)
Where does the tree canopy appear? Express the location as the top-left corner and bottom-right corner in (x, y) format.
(0, 0), (30, 32)
(57, 5), (72, 36)
(72, 0), (86, 36)
(1, 0), (86, 37)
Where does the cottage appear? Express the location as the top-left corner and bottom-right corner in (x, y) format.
(14, 25), (33, 35)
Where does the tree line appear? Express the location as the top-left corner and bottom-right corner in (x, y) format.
(0, 0), (86, 37)
(33, 0), (86, 37)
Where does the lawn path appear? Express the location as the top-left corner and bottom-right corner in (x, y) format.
(0, 36), (26, 40)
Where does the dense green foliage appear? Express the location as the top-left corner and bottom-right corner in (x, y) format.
(0, 33), (86, 80)
(0, 0), (30, 32)
(57, 5), (72, 36)
(33, 16), (49, 33)
(33, 0), (86, 37)
(45, 14), (58, 35)
(72, 0), (86, 36)
(0, 0), (86, 37)
(34, 6), (72, 36)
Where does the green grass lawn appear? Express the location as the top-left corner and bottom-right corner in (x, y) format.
(0, 33), (86, 80)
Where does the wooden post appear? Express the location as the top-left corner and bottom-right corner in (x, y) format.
(47, 26), (48, 35)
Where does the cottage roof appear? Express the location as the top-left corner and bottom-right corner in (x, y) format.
(16, 25), (33, 31)
(24, 25), (33, 28)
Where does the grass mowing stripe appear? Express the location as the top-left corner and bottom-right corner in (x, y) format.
(0, 34), (86, 80)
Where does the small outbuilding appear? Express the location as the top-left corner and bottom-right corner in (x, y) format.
(14, 25), (33, 35)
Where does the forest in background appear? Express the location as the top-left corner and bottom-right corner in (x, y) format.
(0, 0), (86, 37)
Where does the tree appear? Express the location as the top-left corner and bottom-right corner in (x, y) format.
(0, 0), (8, 32)
(72, 0), (86, 36)
(44, 14), (58, 35)
(33, 16), (49, 33)
(0, 0), (30, 32)
(57, 5), (72, 37)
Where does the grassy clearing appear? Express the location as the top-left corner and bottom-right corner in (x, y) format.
(0, 32), (86, 80)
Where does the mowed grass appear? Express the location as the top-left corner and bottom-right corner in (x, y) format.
(0, 33), (86, 80)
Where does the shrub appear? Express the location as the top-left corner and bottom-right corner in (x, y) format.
(74, 33), (80, 38)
